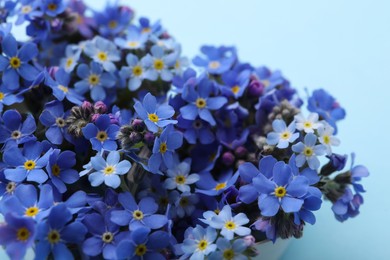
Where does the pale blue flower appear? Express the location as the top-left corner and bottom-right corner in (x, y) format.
(88, 151), (131, 189)
(84, 36), (120, 72)
(266, 119), (299, 149)
(292, 133), (327, 170)
(164, 158), (199, 193)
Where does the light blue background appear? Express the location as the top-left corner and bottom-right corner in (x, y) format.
(126, 1), (390, 259)
(2, 0), (389, 259)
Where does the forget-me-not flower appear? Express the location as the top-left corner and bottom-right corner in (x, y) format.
(292, 133), (327, 170)
(266, 119), (299, 149)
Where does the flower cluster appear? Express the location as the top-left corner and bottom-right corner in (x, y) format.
(0, 0), (368, 259)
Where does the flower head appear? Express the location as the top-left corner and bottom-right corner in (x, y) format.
(164, 158), (199, 193)
(266, 119), (299, 149)
(181, 225), (217, 259)
(192, 45), (236, 74)
(84, 36), (120, 72)
(88, 151), (131, 189)
(134, 92), (177, 133)
(0, 109), (36, 146)
(292, 133), (327, 170)
(82, 114), (119, 151)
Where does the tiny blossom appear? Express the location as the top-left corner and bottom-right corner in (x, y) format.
(295, 113), (321, 133)
(266, 119), (299, 149)
(143, 45), (177, 81)
(181, 225), (217, 260)
(88, 151), (131, 189)
(317, 122), (340, 155)
(209, 238), (248, 260)
(119, 53), (151, 91)
(164, 158), (199, 192)
(84, 36), (120, 72)
(292, 133), (327, 170)
(209, 205), (251, 240)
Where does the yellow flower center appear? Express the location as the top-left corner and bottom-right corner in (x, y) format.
(132, 65), (143, 76)
(21, 5), (32, 14)
(153, 59), (164, 70)
(224, 221), (236, 230)
(25, 206), (39, 217)
(142, 27), (151, 33)
(304, 147), (313, 157)
(197, 239), (208, 251)
(231, 85), (240, 94)
(135, 244), (147, 256)
(214, 208), (221, 214)
(261, 79), (270, 88)
(128, 41), (139, 48)
(133, 210), (144, 220)
(103, 166), (115, 175)
(223, 249), (235, 260)
(11, 130), (21, 139)
(175, 175), (186, 185)
(275, 186), (287, 198)
(195, 98), (207, 108)
(16, 227), (30, 241)
(148, 113), (159, 123)
(96, 131), (108, 142)
(101, 232), (114, 243)
(159, 142), (167, 154)
(0, 92), (4, 100)
(24, 160), (36, 170)
(280, 131), (291, 140)
(58, 85), (69, 93)
(9, 57), (21, 69)
(215, 182), (227, 191)
(323, 135), (330, 144)
(175, 60), (180, 69)
(108, 20), (117, 29)
(88, 74), (100, 86)
(208, 61), (220, 69)
(97, 52), (108, 62)
(304, 121), (312, 128)
(47, 230), (61, 244)
(52, 164), (60, 177)
(47, 3), (57, 11)
(65, 58), (73, 68)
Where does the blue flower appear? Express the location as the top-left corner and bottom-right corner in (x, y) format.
(3, 141), (51, 183)
(294, 113), (321, 134)
(45, 68), (84, 105)
(119, 53), (151, 91)
(94, 3), (133, 37)
(39, 100), (69, 145)
(208, 205), (251, 240)
(82, 114), (120, 151)
(252, 161), (309, 217)
(0, 213), (36, 260)
(148, 125), (183, 173)
(192, 45), (237, 74)
(0, 34), (39, 90)
(116, 227), (170, 260)
(82, 213), (129, 259)
(317, 122), (340, 155)
(307, 89), (346, 133)
(331, 188), (363, 222)
(75, 62), (116, 101)
(196, 170), (239, 196)
(0, 109), (36, 146)
(35, 204), (87, 260)
(181, 225), (217, 259)
(15, 0), (43, 25)
(170, 191), (199, 218)
(292, 133), (327, 170)
(46, 149), (79, 193)
(114, 26), (148, 50)
(164, 158), (199, 193)
(134, 92), (177, 133)
(209, 238), (248, 260)
(180, 77), (227, 126)
(219, 70), (251, 98)
(84, 36), (120, 72)
(266, 119), (299, 149)
(0, 184), (54, 221)
(138, 17), (163, 36)
(293, 188), (322, 225)
(88, 151), (131, 189)
(177, 116), (215, 144)
(60, 45), (81, 73)
(110, 192), (168, 231)
(143, 45), (177, 81)
(0, 84), (24, 113)
(40, 0), (66, 17)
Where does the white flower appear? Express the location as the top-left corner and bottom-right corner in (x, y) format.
(266, 119), (299, 148)
(317, 122), (340, 155)
(295, 113), (321, 133)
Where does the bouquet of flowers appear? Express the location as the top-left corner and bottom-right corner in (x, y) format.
(0, 0), (369, 259)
